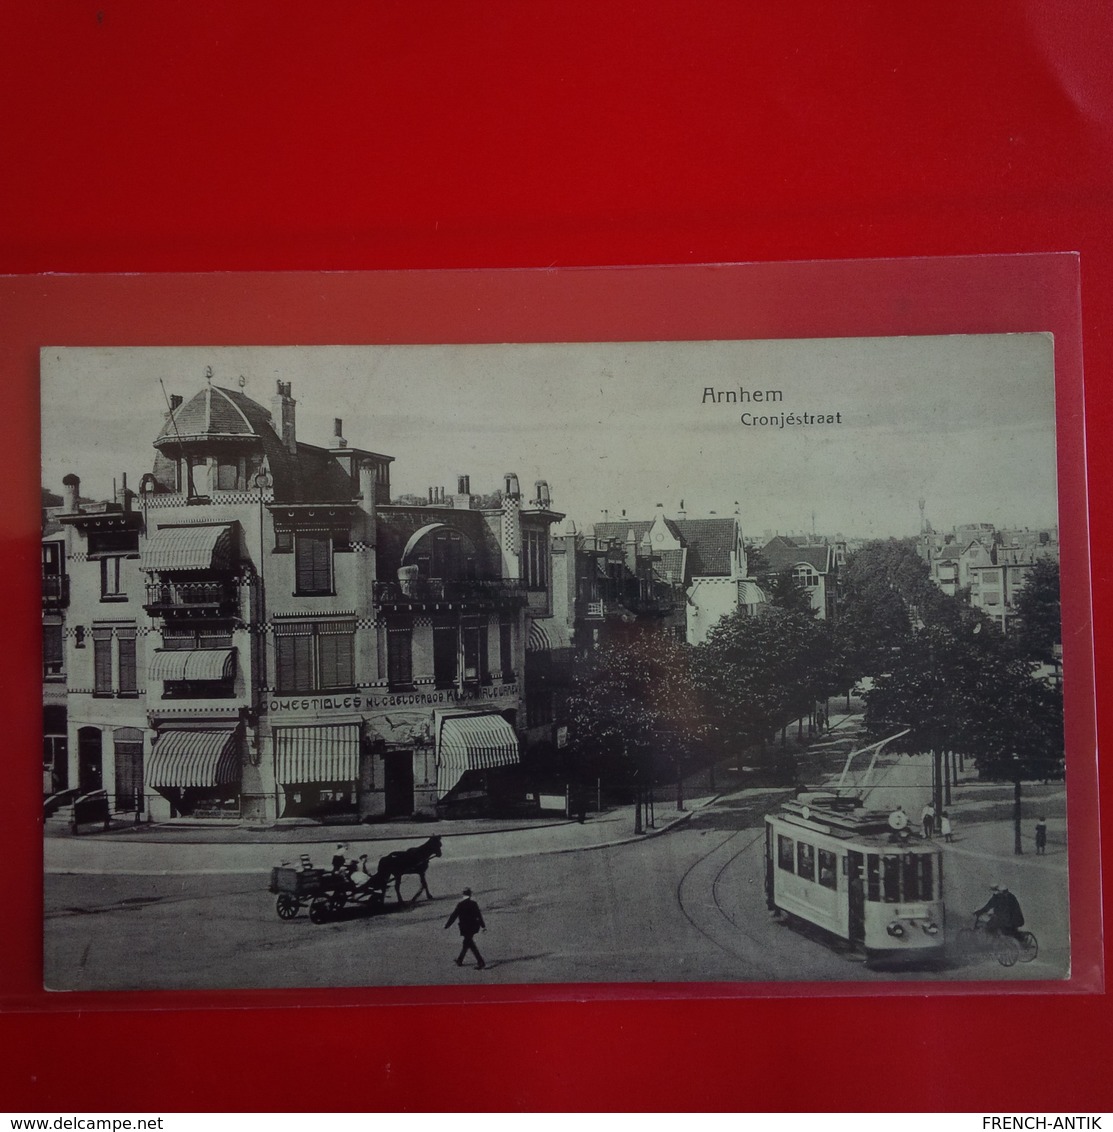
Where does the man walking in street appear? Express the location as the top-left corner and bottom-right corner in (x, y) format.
(445, 887), (486, 969)
(921, 801), (935, 839)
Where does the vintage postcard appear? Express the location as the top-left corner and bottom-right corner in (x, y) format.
(39, 328), (1086, 992)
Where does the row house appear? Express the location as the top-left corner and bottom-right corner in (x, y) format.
(968, 542), (1059, 634)
(592, 504), (763, 645)
(760, 535), (840, 621)
(42, 490), (70, 796)
(49, 378), (561, 822)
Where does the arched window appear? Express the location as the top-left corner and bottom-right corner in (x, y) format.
(401, 524), (478, 582)
(793, 564), (820, 589)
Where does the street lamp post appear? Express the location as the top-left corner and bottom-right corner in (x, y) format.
(1012, 752), (1023, 855)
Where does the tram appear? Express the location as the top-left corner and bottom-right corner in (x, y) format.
(764, 792), (946, 963)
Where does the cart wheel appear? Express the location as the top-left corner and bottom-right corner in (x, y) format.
(275, 895), (299, 920)
(1017, 931), (1038, 963)
(309, 898), (331, 924)
(994, 934), (1020, 967)
(328, 892), (347, 914)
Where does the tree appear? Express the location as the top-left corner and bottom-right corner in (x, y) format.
(763, 568), (818, 616)
(692, 606), (833, 764)
(566, 630), (708, 794)
(1012, 558), (1061, 664)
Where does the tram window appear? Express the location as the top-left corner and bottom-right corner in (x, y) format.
(882, 856), (900, 903)
(902, 854), (920, 899)
(818, 849), (838, 890)
(777, 835), (795, 872)
(920, 855), (934, 900)
(797, 842), (815, 881)
(867, 854), (880, 901)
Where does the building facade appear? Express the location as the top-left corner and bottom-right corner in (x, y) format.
(49, 379), (561, 822)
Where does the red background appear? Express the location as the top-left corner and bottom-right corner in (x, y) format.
(2, 2), (1112, 1113)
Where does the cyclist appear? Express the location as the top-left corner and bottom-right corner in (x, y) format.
(974, 882), (1025, 940)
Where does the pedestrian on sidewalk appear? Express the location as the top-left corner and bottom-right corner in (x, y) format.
(445, 887), (486, 969)
(921, 802), (936, 839)
(940, 811), (953, 843)
(1035, 816), (1048, 855)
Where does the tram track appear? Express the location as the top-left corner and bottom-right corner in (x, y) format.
(673, 820), (784, 978)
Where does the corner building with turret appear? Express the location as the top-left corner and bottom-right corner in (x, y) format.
(52, 378), (561, 823)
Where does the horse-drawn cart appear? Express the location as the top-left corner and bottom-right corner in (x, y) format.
(269, 837), (443, 924)
(269, 859), (386, 924)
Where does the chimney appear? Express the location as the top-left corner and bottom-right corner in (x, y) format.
(62, 473), (80, 513)
(452, 474), (473, 510)
(333, 418), (347, 448)
(625, 527), (638, 573)
(169, 394), (183, 412)
(271, 380), (297, 455)
(533, 480), (551, 508)
(504, 473), (520, 499)
(678, 499), (686, 520)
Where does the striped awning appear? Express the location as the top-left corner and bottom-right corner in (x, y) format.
(437, 713), (519, 798)
(737, 581), (768, 607)
(147, 727), (239, 788)
(143, 524), (233, 572)
(274, 724), (360, 786)
(150, 648), (236, 682)
(527, 620), (552, 653)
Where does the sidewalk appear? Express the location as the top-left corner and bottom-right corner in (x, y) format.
(43, 790), (723, 875)
(43, 707), (865, 875)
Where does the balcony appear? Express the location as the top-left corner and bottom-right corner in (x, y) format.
(42, 574), (70, 609)
(144, 579), (238, 614)
(374, 577), (528, 608)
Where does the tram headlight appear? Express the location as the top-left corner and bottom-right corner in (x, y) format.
(922, 921), (940, 936)
(886, 921), (905, 938)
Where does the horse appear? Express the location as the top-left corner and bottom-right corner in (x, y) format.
(371, 836), (443, 903)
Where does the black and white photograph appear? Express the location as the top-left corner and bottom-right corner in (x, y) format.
(41, 335), (1070, 990)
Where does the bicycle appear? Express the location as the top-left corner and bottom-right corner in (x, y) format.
(955, 916), (1039, 967)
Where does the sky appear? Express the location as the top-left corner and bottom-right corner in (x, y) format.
(40, 334), (1059, 540)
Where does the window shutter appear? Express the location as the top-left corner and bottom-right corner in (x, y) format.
(92, 627), (113, 693)
(317, 623), (355, 689)
(118, 632), (137, 693)
(295, 533), (332, 593)
(387, 627), (412, 686)
(275, 625), (314, 694)
(43, 623), (64, 671)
